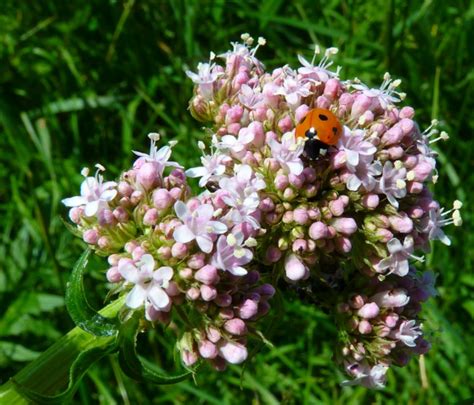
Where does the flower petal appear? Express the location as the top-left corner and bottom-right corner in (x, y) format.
(196, 235), (213, 253)
(126, 285), (147, 309)
(148, 286), (171, 310)
(173, 225), (195, 243)
(173, 200), (188, 220)
(84, 200), (100, 217)
(62, 196), (87, 207)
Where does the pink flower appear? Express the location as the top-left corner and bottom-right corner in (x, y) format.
(186, 150), (227, 187)
(371, 289), (410, 308)
(284, 254), (307, 281)
(377, 161), (407, 208)
(374, 237), (414, 276)
(173, 201), (227, 253)
(268, 132), (305, 175)
(275, 74), (311, 108)
(343, 362), (388, 389)
(337, 128), (376, 170)
(133, 134), (182, 176)
(211, 232), (253, 276)
(186, 61), (223, 100)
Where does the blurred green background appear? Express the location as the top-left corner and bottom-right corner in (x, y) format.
(1, 0), (473, 403)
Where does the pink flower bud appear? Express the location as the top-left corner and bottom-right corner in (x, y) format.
(224, 318), (247, 336)
(349, 294), (366, 309)
(324, 78), (340, 100)
(215, 293), (232, 307)
(293, 208), (309, 224)
(97, 236), (111, 249)
(329, 199), (345, 216)
(303, 167), (316, 183)
(195, 264), (219, 285)
(179, 267), (193, 280)
(198, 340), (218, 359)
(309, 221), (328, 240)
(371, 289), (410, 308)
(384, 313), (399, 328)
(407, 181), (423, 194)
(291, 239), (307, 253)
(265, 130), (278, 143)
(335, 236), (352, 253)
(227, 123), (241, 135)
(207, 326), (221, 343)
(259, 197), (275, 212)
(351, 94), (372, 118)
(113, 207), (128, 222)
(106, 266), (122, 282)
(278, 115), (293, 133)
(295, 104), (310, 122)
(381, 127), (404, 146)
(132, 246), (145, 260)
(331, 217), (357, 236)
(181, 349), (198, 366)
(187, 253), (205, 269)
(225, 105), (243, 124)
(130, 190), (143, 205)
(389, 214), (413, 234)
(357, 303), (380, 319)
(83, 229), (99, 244)
(143, 208), (159, 226)
(375, 228), (393, 243)
(118, 181), (133, 197)
(288, 173), (304, 188)
(265, 246), (282, 263)
(186, 287), (200, 301)
(361, 194), (379, 209)
(237, 298), (259, 319)
(171, 242), (188, 259)
(153, 189), (173, 210)
(284, 254), (307, 281)
(137, 162), (159, 190)
(69, 207), (83, 224)
(399, 106), (415, 119)
(316, 95), (331, 109)
(358, 320), (373, 334)
(219, 308), (234, 320)
(157, 246), (171, 260)
(201, 285), (217, 301)
(274, 174), (289, 190)
(388, 146), (404, 160)
(413, 161), (433, 182)
(218, 341), (248, 364)
(165, 281), (180, 297)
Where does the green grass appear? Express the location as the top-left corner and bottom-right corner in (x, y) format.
(1, 0), (473, 403)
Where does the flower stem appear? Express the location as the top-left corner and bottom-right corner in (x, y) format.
(0, 297), (124, 404)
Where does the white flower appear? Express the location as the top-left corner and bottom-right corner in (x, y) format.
(238, 84), (264, 109)
(173, 201), (227, 253)
(62, 165), (117, 217)
(377, 161), (407, 208)
(133, 133), (182, 175)
(342, 362), (388, 389)
(185, 60), (223, 100)
(185, 150), (228, 187)
(268, 132), (305, 175)
(297, 46), (341, 82)
(118, 254), (173, 314)
(389, 320), (422, 347)
(350, 72), (405, 109)
(275, 75), (311, 107)
(338, 128), (377, 169)
(219, 165), (265, 229)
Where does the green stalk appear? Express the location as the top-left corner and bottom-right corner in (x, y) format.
(0, 297), (124, 404)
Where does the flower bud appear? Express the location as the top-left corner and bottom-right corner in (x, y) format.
(143, 208), (159, 226)
(293, 208), (309, 224)
(153, 189), (173, 210)
(171, 242), (188, 259)
(361, 194), (379, 209)
(218, 341), (248, 364)
(284, 254), (307, 281)
(358, 320), (373, 334)
(195, 265), (219, 285)
(224, 318), (247, 336)
(83, 229), (99, 244)
(265, 246), (281, 263)
(201, 285), (217, 301)
(237, 298), (259, 319)
(214, 293), (232, 307)
(137, 162), (159, 190)
(357, 302), (380, 319)
(106, 266), (121, 283)
(389, 214), (413, 234)
(309, 221), (328, 240)
(331, 217), (357, 236)
(198, 340), (218, 359)
(274, 174), (289, 190)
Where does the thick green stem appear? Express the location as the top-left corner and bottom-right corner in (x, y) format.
(0, 297), (124, 404)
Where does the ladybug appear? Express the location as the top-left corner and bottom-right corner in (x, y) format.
(295, 108), (343, 160)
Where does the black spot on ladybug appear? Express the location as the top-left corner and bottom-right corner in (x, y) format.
(332, 127), (338, 134)
(319, 114), (328, 121)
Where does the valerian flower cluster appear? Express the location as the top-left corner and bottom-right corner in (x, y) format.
(63, 35), (462, 388)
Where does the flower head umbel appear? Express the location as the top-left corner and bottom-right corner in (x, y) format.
(62, 35), (462, 388)
(62, 165), (117, 217)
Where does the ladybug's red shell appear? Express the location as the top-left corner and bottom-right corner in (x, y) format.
(295, 108), (342, 146)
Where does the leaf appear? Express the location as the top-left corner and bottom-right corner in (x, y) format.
(65, 248), (118, 337)
(117, 313), (193, 385)
(0, 341), (41, 366)
(12, 338), (117, 404)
